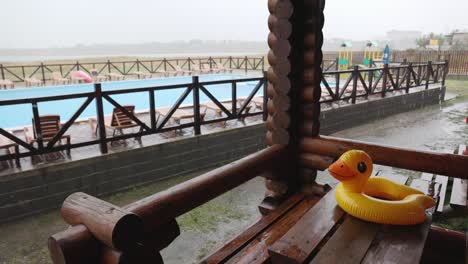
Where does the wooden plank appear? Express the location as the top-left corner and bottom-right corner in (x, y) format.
(435, 175), (449, 213)
(268, 189), (345, 264)
(225, 195), (322, 264)
(450, 178), (467, 208)
(410, 179), (430, 195)
(450, 145), (467, 208)
(361, 214), (432, 264)
(421, 173), (433, 181)
(309, 216), (379, 264)
(201, 193), (306, 264)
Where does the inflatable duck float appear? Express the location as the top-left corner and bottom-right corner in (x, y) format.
(328, 150), (436, 225)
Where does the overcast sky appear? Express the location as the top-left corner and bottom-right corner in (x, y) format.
(2, 0), (467, 49)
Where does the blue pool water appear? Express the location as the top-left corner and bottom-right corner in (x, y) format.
(0, 74), (263, 128)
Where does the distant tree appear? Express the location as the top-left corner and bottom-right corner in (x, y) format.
(416, 33), (445, 49)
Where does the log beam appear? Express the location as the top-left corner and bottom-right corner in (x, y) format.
(300, 136), (468, 179)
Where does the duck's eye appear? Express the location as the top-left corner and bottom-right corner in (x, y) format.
(357, 162), (367, 173)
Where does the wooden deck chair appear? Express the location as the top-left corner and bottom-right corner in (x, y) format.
(169, 65), (193, 76)
(51, 72), (70, 85)
(213, 63), (233, 73)
(130, 71), (153, 79)
(202, 99), (252, 127)
(192, 63), (212, 74)
(239, 96), (264, 110)
(106, 72), (126, 81)
(0, 133), (20, 167)
(24, 115), (71, 155)
(156, 106), (207, 134)
(90, 69), (108, 82)
(0, 79), (14, 89)
(89, 105), (143, 140)
(25, 77), (44, 87)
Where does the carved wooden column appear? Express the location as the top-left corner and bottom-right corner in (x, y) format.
(262, 0), (326, 213)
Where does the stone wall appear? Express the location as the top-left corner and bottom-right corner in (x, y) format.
(0, 87), (443, 223)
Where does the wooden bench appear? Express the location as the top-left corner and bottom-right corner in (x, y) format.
(449, 145), (467, 210)
(202, 174), (434, 264)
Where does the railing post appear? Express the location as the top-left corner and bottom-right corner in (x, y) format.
(262, 71), (268, 121)
(425, 61), (432, 90)
(76, 61), (80, 71)
(0, 64), (5, 80)
(136, 59), (140, 72)
(417, 63), (422, 86)
(149, 89), (156, 130)
(442, 60), (448, 86)
(434, 63), (440, 83)
(94, 83), (108, 154)
(107, 60), (111, 73)
(261, 56), (265, 72)
(229, 56), (232, 69)
(163, 58), (167, 72)
(41, 62), (46, 84)
(232, 81), (237, 118)
(406, 63), (412, 94)
(32, 102), (43, 150)
(395, 66), (401, 89)
(382, 64), (388, 98)
(352, 66), (358, 104)
(368, 59), (374, 93)
(209, 57), (213, 71)
(192, 76), (201, 135)
(188, 57), (191, 71)
(245, 56), (248, 73)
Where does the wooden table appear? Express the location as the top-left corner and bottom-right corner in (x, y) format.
(203, 173), (435, 264)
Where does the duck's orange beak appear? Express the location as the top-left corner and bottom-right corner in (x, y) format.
(328, 159), (355, 182)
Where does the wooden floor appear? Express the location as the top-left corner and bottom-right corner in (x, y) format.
(202, 173), (437, 264)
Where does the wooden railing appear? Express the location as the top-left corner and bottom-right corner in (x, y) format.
(0, 56), (265, 84)
(0, 75), (267, 162)
(0, 60), (446, 162)
(320, 61), (448, 104)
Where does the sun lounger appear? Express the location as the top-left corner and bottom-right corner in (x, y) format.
(201, 100), (252, 127)
(192, 63), (212, 74)
(106, 73), (126, 81)
(90, 69), (108, 82)
(51, 72), (70, 85)
(0, 79), (14, 89)
(24, 115), (71, 155)
(25, 77), (44, 87)
(0, 133), (20, 167)
(213, 63), (233, 73)
(168, 65), (192, 76)
(238, 96), (264, 110)
(89, 105), (142, 139)
(156, 106), (206, 124)
(130, 71), (153, 79)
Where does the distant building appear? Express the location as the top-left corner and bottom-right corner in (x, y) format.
(445, 32), (468, 45)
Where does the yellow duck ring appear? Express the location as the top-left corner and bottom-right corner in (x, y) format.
(328, 150), (436, 225)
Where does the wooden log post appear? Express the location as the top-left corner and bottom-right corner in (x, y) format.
(61, 192), (144, 252)
(261, 0), (295, 214)
(262, 0), (327, 214)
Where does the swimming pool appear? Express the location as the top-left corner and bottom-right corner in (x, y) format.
(0, 74), (263, 128)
